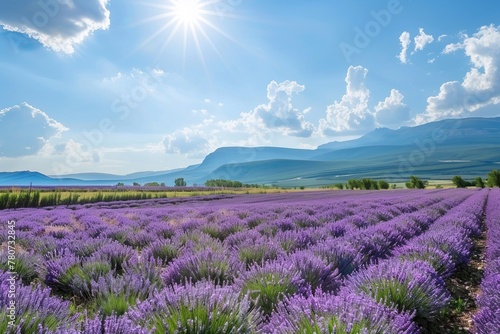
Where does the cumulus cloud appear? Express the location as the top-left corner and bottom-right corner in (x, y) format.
(62, 139), (100, 163)
(161, 80), (316, 157)
(398, 31), (411, 63)
(252, 80), (315, 138)
(162, 118), (219, 158)
(416, 25), (500, 123)
(413, 28), (434, 53)
(374, 89), (411, 126)
(320, 66), (375, 135)
(0, 0), (110, 54)
(0, 102), (68, 157)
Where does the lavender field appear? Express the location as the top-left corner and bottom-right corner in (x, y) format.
(0, 188), (498, 333)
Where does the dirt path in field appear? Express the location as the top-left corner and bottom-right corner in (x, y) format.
(436, 213), (487, 333)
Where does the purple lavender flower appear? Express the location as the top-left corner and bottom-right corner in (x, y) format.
(391, 244), (455, 279)
(0, 251), (41, 285)
(234, 237), (283, 269)
(311, 239), (361, 277)
(343, 259), (450, 325)
(413, 227), (473, 265)
(162, 249), (244, 286)
(65, 313), (152, 334)
(264, 291), (419, 334)
(127, 281), (260, 333)
(142, 239), (180, 266)
(235, 260), (306, 316)
(94, 241), (138, 274)
(286, 250), (341, 294)
(1, 271), (74, 333)
(474, 188), (500, 334)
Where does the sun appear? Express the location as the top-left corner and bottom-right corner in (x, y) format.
(134, 0), (242, 72)
(172, 0), (203, 26)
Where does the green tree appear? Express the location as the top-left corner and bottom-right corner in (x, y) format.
(406, 176), (425, 189)
(145, 182), (160, 187)
(347, 179), (360, 190)
(487, 170), (500, 187)
(133, 182), (141, 186)
(452, 176), (471, 188)
(204, 179), (246, 188)
(378, 180), (390, 189)
(360, 178), (371, 190)
(174, 178), (187, 187)
(474, 177), (485, 189)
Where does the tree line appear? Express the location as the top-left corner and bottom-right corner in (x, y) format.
(452, 170), (500, 188)
(344, 178), (393, 190)
(204, 179), (262, 188)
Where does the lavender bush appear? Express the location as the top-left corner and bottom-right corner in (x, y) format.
(0, 188), (489, 332)
(474, 188), (500, 333)
(264, 291), (419, 334)
(343, 259), (450, 325)
(127, 281), (260, 333)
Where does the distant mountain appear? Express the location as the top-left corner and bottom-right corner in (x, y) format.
(206, 142), (500, 186)
(194, 146), (321, 173)
(0, 171), (88, 186)
(54, 170), (181, 181)
(48, 172), (125, 181)
(318, 117), (500, 150)
(2, 116), (500, 187)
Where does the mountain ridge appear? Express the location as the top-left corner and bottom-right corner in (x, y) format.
(2, 116), (500, 186)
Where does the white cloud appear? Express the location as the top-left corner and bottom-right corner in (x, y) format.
(374, 89), (411, 127)
(438, 34), (448, 42)
(62, 139), (100, 163)
(319, 66), (375, 135)
(192, 109), (208, 115)
(162, 118), (219, 158)
(0, 102), (68, 157)
(202, 99), (224, 107)
(101, 68), (166, 92)
(398, 31), (411, 64)
(100, 67), (193, 132)
(413, 28), (434, 53)
(416, 25), (500, 123)
(0, 0), (110, 54)
(252, 80), (315, 138)
(160, 80), (316, 157)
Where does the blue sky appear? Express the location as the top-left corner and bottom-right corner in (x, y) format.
(1, 0), (500, 175)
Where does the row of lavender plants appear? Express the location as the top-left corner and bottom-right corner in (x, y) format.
(474, 188), (500, 333)
(0, 189), (482, 333)
(263, 189), (489, 333)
